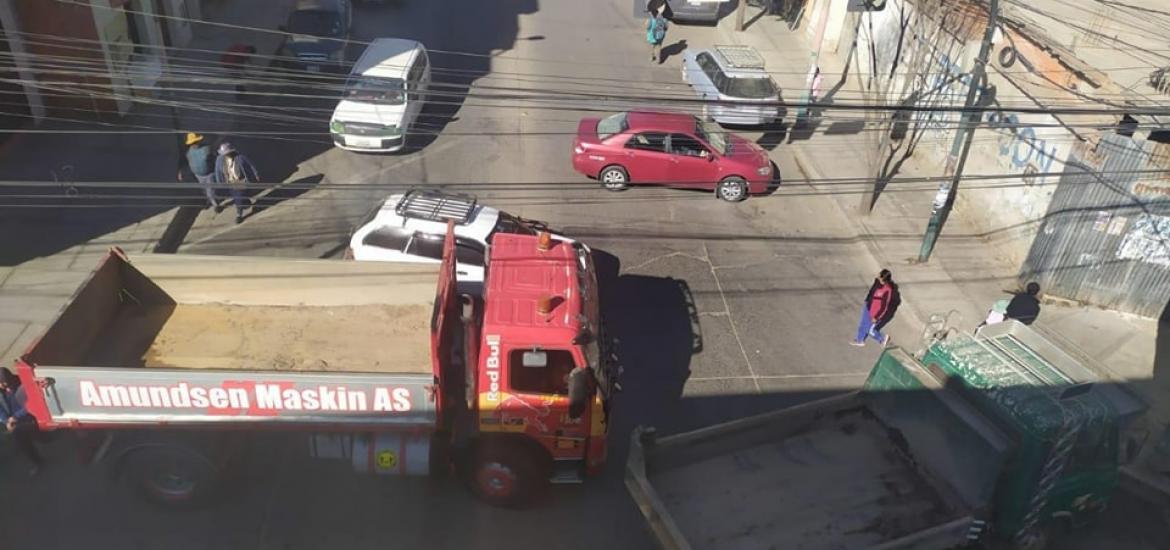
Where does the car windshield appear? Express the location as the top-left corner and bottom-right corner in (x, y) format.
(725, 76), (777, 99)
(288, 10), (343, 37)
(694, 119), (729, 155)
(597, 112), (629, 140)
(343, 76), (405, 104)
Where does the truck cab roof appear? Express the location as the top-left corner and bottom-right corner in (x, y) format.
(926, 321), (1146, 437)
(482, 234), (584, 343)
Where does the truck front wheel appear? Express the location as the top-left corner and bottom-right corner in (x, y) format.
(126, 446), (221, 508)
(468, 444), (546, 508)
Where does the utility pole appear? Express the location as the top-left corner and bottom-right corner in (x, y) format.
(916, 0), (998, 262)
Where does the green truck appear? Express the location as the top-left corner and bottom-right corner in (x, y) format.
(626, 320), (1149, 549)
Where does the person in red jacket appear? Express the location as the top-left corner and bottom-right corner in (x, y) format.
(220, 43), (257, 96)
(851, 269), (899, 347)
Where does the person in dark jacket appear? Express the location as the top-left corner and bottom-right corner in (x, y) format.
(1, 369), (43, 475)
(214, 142), (260, 224)
(852, 269), (898, 347)
(177, 132), (220, 211)
(1005, 282), (1042, 325)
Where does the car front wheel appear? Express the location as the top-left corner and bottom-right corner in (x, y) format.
(717, 177), (748, 202)
(599, 165), (629, 192)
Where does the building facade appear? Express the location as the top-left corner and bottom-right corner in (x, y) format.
(0, 0), (200, 123)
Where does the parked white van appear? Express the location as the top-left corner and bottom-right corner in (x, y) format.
(330, 38), (430, 152)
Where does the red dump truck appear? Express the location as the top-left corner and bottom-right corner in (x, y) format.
(14, 225), (615, 507)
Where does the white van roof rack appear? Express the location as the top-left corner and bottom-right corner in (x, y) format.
(395, 189), (478, 225)
(713, 45), (767, 70)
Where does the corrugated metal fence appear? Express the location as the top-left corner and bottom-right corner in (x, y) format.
(1020, 133), (1170, 318)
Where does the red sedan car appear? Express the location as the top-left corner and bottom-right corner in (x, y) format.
(572, 111), (773, 202)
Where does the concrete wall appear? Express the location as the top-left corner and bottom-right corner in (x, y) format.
(0, 0), (46, 122)
(13, 0), (115, 116)
(854, 0), (1091, 265)
(160, 0), (196, 47)
(7, 0), (186, 120)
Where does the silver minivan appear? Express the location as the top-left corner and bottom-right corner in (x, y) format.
(681, 45), (781, 126)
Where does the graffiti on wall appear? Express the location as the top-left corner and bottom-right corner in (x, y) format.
(917, 47), (1065, 185)
(984, 111), (1061, 178)
(1116, 214), (1170, 268)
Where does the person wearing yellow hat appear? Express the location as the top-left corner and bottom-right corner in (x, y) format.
(177, 132), (220, 211)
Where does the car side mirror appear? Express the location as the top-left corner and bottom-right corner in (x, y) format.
(706, 153), (715, 161)
(567, 367), (591, 419)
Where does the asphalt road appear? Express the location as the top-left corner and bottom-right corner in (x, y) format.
(3, 1), (1168, 549)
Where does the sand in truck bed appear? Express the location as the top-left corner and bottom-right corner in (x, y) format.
(85, 303), (433, 373)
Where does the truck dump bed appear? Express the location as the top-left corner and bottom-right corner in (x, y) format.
(628, 349), (1007, 550)
(647, 407), (953, 548)
(18, 251), (449, 429)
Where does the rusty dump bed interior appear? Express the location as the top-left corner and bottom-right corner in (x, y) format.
(644, 406), (961, 549)
(26, 253), (439, 374)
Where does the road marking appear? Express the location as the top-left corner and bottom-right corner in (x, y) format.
(703, 243), (762, 394)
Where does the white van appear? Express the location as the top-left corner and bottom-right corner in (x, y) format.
(329, 38), (430, 153)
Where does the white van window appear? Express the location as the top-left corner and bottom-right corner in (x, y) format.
(344, 76), (405, 105)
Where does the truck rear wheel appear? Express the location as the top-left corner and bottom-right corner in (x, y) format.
(468, 443), (546, 508)
(126, 446), (221, 508)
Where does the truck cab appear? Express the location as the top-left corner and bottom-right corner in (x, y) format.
(467, 231), (615, 505)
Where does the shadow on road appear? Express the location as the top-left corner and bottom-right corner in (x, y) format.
(407, 0), (539, 152)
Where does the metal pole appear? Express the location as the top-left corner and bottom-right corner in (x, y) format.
(736, 0), (748, 31)
(917, 0), (998, 262)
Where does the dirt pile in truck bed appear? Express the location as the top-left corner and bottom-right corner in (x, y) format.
(89, 303), (434, 373)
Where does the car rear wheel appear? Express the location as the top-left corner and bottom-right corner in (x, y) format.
(599, 165), (629, 192)
(717, 177), (748, 202)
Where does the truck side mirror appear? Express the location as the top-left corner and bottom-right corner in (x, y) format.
(567, 367), (591, 419)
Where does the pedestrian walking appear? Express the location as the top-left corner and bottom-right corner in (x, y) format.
(647, 9), (668, 64)
(809, 66), (824, 102)
(1, 369), (43, 475)
(214, 142), (260, 224)
(851, 269), (898, 347)
(177, 132), (220, 211)
(220, 43), (257, 96)
(1005, 282), (1042, 325)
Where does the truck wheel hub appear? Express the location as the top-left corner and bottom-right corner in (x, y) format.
(477, 462), (516, 497)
